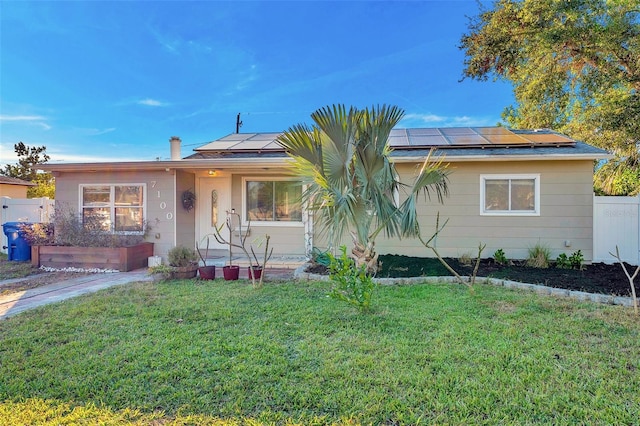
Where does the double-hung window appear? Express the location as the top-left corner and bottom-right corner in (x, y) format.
(244, 179), (302, 224)
(480, 174), (540, 216)
(81, 184), (145, 232)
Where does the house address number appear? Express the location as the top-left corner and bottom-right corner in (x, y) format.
(151, 181), (174, 221)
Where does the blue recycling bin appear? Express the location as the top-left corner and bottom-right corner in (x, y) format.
(3, 222), (33, 261)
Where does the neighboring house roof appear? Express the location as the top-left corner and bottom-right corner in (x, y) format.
(0, 176), (36, 186)
(38, 127), (611, 173)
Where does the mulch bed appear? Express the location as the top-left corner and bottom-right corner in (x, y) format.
(307, 254), (639, 297)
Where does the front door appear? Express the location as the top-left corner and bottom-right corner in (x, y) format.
(198, 176), (231, 250)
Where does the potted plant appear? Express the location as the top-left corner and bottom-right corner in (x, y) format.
(212, 209), (251, 282)
(167, 245), (199, 279)
(248, 234), (273, 286)
(196, 237), (216, 280)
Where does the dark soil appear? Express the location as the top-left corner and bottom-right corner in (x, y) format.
(306, 255), (639, 298)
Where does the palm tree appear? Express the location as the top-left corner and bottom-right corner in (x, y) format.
(277, 104), (450, 273)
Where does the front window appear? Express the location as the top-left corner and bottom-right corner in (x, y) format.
(81, 184), (145, 232)
(245, 179), (302, 223)
(480, 174), (539, 216)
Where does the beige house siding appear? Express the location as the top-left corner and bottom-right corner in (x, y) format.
(53, 170), (181, 260)
(370, 159), (595, 260)
(231, 173), (306, 255)
(0, 184), (28, 198)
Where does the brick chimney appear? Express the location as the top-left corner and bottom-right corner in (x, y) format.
(169, 136), (181, 160)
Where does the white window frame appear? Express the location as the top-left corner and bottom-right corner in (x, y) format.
(480, 174), (540, 216)
(242, 177), (304, 227)
(79, 183), (147, 234)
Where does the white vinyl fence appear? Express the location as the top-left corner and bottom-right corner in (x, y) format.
(1, 197), (54, 254)
(593, 195), (640, 265)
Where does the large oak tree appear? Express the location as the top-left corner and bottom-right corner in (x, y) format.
(460, 0), (640, 195)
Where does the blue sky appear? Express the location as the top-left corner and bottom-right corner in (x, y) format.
(0, 0), (514, 165)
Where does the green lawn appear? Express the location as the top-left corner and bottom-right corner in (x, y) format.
(0, 279), (638, 425)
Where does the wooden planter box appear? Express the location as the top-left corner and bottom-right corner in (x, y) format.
(31, 242), (154, 272)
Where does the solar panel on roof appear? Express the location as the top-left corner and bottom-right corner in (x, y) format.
(446, 135), (490, 145)
(388, 134), (410, 146)
(194, 140), (243, 151)
(485, 134), (529, 144)
(519, 133), (574, 143)
(474, 127), (513, 135)
(441, 128), (476, 135)
(407, 128), (442, 136)
(406, 135), (448, 146)
(194, 127), (577, 153)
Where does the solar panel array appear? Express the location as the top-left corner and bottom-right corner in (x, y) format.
(194, 127), (575, 152)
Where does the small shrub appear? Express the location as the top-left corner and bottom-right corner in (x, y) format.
(556, 253), (571, 269)
(569, 250), (584, 270)
(328, 245), (376, 312)
(493, 249), (508, 265)
(20, 204), (149, 248)
(168, 246), (198, 267)
(458, 252), (473, 266)
(147, 264), (175, 280)
(20, 222), (55, 246)
(526, 243), (551, 268)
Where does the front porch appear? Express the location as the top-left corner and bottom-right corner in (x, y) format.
(198, 249), (307, 269)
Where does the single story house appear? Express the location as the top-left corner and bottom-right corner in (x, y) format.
(0, 176), (36, 198)
(40, 127), (610, 263)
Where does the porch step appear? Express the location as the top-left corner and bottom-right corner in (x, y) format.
(201, 255), (307, 269)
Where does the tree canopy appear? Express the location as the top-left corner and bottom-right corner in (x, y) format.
(460, 0), (640, 195)
(1, 142), (54, 198)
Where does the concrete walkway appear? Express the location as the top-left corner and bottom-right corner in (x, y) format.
(0, 265), (300, 320)
(0, 269), (154, 319)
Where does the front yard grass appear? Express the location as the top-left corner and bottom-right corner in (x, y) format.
(0, 253), (40, 279)
(0, 279), (638, 425)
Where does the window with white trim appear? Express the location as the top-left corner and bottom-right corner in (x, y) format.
(81, 184), (146, 232)
(244, 179), (302, 223)
(480, 174), (540, 215)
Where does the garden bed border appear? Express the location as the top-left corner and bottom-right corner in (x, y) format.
(294, 264), (636, 308)
(31, 242), (154, 272)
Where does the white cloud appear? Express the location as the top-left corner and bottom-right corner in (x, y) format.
(0, 114), (52, 131)
(0, 115), (47, 121)
(137, 98), (169, 107)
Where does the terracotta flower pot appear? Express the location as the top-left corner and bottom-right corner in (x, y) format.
(198, 265), (216, 280)
(248, 266), (263, 280)
(223, 265), (240, 280)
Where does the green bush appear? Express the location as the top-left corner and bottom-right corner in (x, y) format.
(569, 250), (584, 270)
(556, 253), (571, 269)
(556, 250), (584, 270)
(493, 248), (508, 265)
(328, 245), (376, 312)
